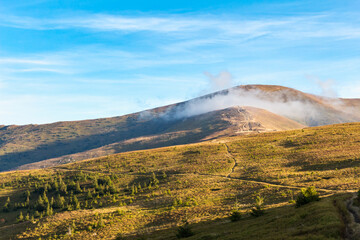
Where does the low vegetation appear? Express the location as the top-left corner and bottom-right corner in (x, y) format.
(0, 122), (359, 239)
(295, 186), (320, 207)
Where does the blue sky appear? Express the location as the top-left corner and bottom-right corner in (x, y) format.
(0, 0), (360, 125)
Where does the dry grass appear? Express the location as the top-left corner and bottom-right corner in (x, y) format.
(0, 122), (359, 239)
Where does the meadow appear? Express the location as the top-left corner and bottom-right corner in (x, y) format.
(0, 122), (359, 239)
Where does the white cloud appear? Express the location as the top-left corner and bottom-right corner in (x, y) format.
(339, 84), (360, 99)
(203, 71), (234, 92)
(0, 58), (54, 65)
(1, 13), (360, 40)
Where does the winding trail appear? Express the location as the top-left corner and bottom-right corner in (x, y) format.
(344, 193), (360, 240)
(223, 143), (360, 239)
(224, 143), (237, 178)
(222, 143), (339, 193)
(56, 144), (350, 194)
(53, 142), (360, 238)
(347, 194), (360, 223)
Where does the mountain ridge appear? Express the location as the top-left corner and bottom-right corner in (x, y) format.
(0, 84), (359, 171)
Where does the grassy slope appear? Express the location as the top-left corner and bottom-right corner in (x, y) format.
(0, 104), (302, 172)
(0, 123), (359, 239)
(14, 106), (304, 171)
(1, 84), (359, 172)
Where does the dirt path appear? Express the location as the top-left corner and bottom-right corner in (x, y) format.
(222, 143), (341, 193)
(54, 143), (356, 196)
(224, 143), (237, 178)
(55, 145), (353, 196)
(223, 142), (360, 239)
(344, 193), (360, 239)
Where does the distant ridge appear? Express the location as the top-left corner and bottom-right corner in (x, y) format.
(0, 84), (358, 171)
(16, 106), (305, 170)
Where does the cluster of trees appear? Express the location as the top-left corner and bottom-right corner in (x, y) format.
(2, 171), (168, 224)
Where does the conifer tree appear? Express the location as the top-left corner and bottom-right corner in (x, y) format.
(17, 211), (24, 222)
(59, 181), (67, 195)
(75, 182), (82, 193)
(25, 190), (31, 199)
(36, 195), (45, 211)
(151, 172), (159, 185)
(25, 196), (30, 208)
(25, 213), (30, 221)
(3, 197), (10, 212)
(46, 203), (53, 216)
(42, 191), (49, 205)
(54, 194), (65, 209)
(73, 196), (80, 210)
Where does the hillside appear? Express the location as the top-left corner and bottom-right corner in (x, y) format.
(17, 106), (305, 170)
(0, 122), (359, 239)
(0, 84), (358, 171)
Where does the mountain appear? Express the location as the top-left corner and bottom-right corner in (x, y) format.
(0, 84), (358, 171)
(16, 106), (304, 170)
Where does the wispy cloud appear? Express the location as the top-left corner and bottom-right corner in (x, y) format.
(1, 12), (360, 40)
(0, 58), (55, 65)
(0, 7), (359, 124)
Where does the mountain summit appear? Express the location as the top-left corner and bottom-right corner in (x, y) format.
(0, 84), (358, 171)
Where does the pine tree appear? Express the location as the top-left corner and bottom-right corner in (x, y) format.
(3, 197), (10, 212)
(36, 195), (45, 211)
(54, 194), (65, 209)
(53, 181), (59, 192)
(46, 204), (53, 216)
(109, 184), (117, 194)
(75, 182), (82, 193)
(25, 196), (30, 208)
(93, 178), (99, 189)
(42, 191), (49, 205)
(251, 196), (265, 217)
(151, 172), (159, 185)
(25, 190), (31, 199)
(73, 196), (80, 210)
(86, 189), (93, 199)
(59, 181), (67, 195)
(17, 211), (24, 222)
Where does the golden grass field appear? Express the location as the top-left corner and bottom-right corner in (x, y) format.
(0, 122), (359, 239)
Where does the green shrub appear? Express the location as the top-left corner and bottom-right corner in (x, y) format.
(176, 221), (194, 238)
(250, 196), (265, 217)
(17, 211), (24, 222)
(229, 210), (242, 222)
(295, 186), (320, 207)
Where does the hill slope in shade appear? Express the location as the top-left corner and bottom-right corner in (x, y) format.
(0, 122), (359, 239)
(0, 84), (359, 171)
(16, 106), (305, 170)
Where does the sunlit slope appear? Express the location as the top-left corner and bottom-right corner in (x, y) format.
(0, 84), (358, 171)
(0, 122), (359, 239)
(17, 106), (304, 170)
